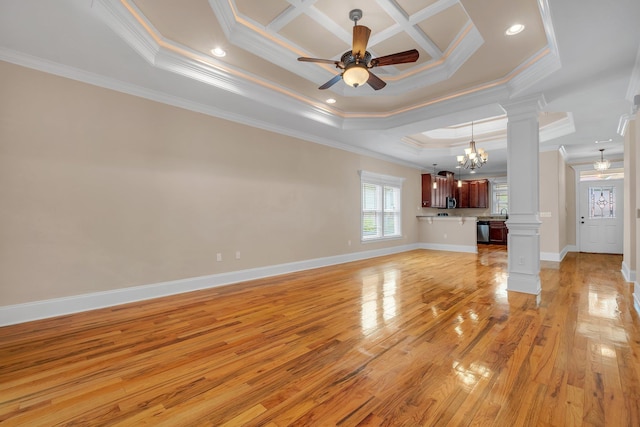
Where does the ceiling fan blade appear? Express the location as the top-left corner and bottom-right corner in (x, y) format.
(366, 71), (386, 91)
(298, 57), (340, 66)
(352, 25), (371, 59)
(319, 74), (343, 90)
(370, 49), (419, 67)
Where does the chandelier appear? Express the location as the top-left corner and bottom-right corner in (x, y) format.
(593, 148), (610, 172)
(456, 121), (488, 173)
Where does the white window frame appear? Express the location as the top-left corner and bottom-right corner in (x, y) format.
(491, 177), (508, 215)
(359, 170), (404, 242)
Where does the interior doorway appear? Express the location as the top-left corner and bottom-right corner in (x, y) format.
(578, 171), (624, 254)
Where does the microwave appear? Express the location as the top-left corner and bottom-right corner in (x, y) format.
(446, 197), (457, 209)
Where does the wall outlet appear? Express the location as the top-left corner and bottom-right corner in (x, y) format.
(348, 240), (351, 246)
(216, 253), (222, 262)
(444, 233), (447, 239)
(235, 251), (241, 259)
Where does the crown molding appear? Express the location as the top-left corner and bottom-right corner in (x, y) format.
(539, 113), (575, 142)
(93, 0), (159, 65)
(506, 47), (561, 97)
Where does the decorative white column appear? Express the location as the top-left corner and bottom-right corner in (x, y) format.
(502, 95), (546, 295)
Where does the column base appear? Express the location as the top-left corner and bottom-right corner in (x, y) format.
(507, 272), (541, 295)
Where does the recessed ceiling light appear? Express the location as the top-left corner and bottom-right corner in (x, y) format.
(211, 47), (226, 57)
(505, 24), (525, 36)
(595, 138), (612, 144)
(326, 98), (336, 104)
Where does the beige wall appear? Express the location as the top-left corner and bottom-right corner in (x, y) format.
(539, 150), (561, 254)
(0, 61), (422, 305)
(538, 149), (572, 257)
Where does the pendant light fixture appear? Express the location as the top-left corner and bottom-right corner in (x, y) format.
(432, 164), (438, 189)
(593, 148), (610, 172)
(456, 121), (488, 173)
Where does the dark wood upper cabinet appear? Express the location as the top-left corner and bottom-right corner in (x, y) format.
(456, 181), (469, 208)
(422, 173), (488, 209)
(421, 174), (432, 207)
(468, 179), (488, 209)
(477, 180), (488, 208)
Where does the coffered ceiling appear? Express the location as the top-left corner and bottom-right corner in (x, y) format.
(1, 0), (639, 174)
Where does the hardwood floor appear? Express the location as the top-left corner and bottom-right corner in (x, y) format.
(1, 246), (639, 426)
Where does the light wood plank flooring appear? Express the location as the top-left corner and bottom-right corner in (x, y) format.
(1, 246), (639, 426)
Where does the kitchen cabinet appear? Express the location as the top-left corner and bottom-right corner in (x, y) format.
(469, 179), (488, 209)
(489, 221), (508, 244)
(456, 181), (469, 208)
(421, 174), (432, 207)
(433, 172), (455, 208)
(424, 174), (487, 209)
(422, 172), (455, 208)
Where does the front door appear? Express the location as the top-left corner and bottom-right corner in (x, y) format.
(579, 179), (623, 253)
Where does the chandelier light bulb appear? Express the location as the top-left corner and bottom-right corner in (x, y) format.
(455, 121), (488, 171)
(593, 148), (610, 172)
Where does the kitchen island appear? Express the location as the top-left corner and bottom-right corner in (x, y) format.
(417, 215), (478, 253)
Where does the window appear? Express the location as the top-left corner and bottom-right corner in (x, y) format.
(359, 171), (404, 241)
(491, 180), (508, 214)
(589, 186), (616, 219)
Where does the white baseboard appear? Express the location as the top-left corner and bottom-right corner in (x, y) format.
(540, 245), (573, 262)
(622, 261), (636, 282)
(419, 243), (478, 254)
(540, 252), (561, 262)
(634, 283), (640, 316)
(0, 244), (421, 327)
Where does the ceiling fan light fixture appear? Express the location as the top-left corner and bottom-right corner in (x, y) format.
(343, 64), (369, 87)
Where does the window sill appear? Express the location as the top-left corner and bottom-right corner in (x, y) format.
(361, 236), (403, 244)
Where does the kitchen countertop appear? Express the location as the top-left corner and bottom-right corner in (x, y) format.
(477, 216), (508, 221)
(416, 215), (476, 224)
(416, 215), (477, 219)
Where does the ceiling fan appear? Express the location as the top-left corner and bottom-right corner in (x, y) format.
(297, 9), (419, 91)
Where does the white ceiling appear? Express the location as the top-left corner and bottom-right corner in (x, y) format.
(1, 0), (638, 176)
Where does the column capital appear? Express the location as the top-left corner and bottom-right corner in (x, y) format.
(501, 94), (547, 118)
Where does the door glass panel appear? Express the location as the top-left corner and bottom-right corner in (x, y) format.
(589, 186), (615, 219)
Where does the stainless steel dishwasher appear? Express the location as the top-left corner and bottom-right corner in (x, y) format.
(477, 220), (490, 244)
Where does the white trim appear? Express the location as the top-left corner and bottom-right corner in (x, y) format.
(540, 245), (570, 262)
(507, 272), (542, 295)
(359, 170), (405, 242)
(540, 252), (560, 262)
(0, 243), (421, 327)
(622, 261), (636, 282)
(634, 283), (640, 316)
(566, 244), (578, 253)
(358, 170), (406, 186)
(419, 243), (478, 253)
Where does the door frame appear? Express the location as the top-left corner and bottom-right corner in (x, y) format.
(572, 161), (624, 253)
